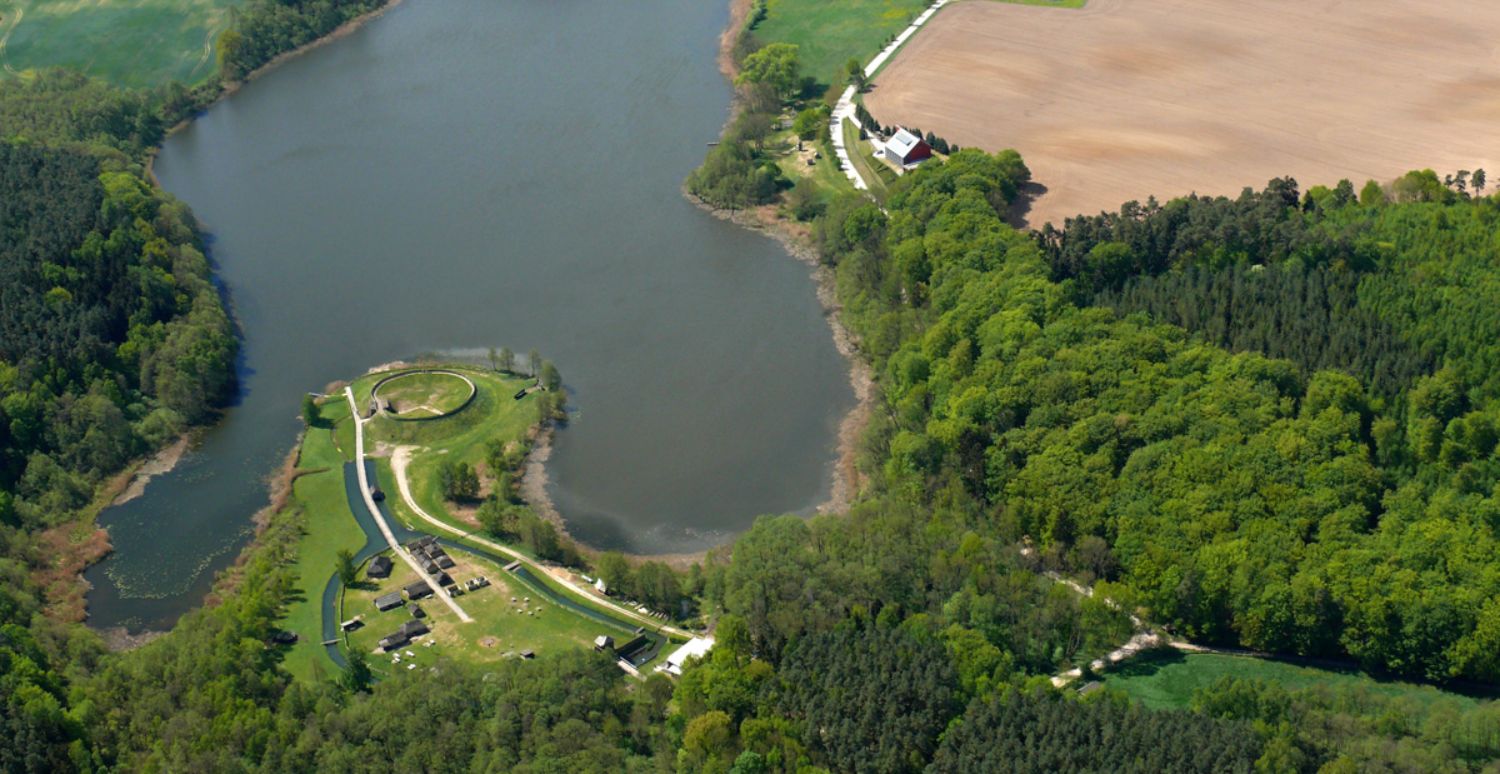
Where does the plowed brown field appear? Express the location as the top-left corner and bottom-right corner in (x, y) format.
(864, 0), (1500, 226)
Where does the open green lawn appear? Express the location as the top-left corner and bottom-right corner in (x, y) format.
(0, 0), (232, 87)
(277, 397), (365, 683)
(373, 371), (474, 417)
(344, 549), (612, 676)
(1105, 652), (1481, 713)
(752, 0), (929, 89)
(771, 126), (851, 203)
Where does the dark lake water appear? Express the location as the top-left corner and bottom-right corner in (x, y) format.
(85, 0), (854, 632)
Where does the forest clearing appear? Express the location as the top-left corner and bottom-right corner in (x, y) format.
(864, 0), (1500, 225)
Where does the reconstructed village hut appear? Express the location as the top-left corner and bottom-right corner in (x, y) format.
(368, 555), (394, 578)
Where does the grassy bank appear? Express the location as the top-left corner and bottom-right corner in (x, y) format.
(277, 397), (364, 682)
(842, 117), (895, 200)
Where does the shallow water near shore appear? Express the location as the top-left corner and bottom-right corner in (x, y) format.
(86, 0), (854, 632)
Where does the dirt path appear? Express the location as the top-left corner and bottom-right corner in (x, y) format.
(1038, 565), (1272, 687)
(344, 387), (473, 623)
(389, 446), (691, 638)
(1042, 568), (1162, 687)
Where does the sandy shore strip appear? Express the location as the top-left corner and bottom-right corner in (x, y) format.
(112, 437), (192, 506)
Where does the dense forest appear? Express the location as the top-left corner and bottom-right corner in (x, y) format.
(0, 0), (392, 770)
(23, 146), (1495, 772)
(6, 2), (1500, 771)
(677, 142), (1500, 767)
(0, 144), (235, 522)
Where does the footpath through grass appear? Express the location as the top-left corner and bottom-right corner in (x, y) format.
(752, 0), (930, 90)
(0, 0), (232, 87)
(1105, 651), (1482, 713)
(842, 117), (894, 201)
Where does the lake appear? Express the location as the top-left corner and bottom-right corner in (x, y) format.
(85, 0), (854, 632)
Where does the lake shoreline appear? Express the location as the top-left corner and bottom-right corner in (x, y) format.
(521, 410), (711, 570)
(81, 0), (408, 630)
(690, 0), (875, 515)
(147, 0), (406, 184)
(86, 0), (855, 629)
(688, 198), (872, 515)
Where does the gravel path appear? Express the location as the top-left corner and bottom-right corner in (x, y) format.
(344, 387), (473, 623)
(831, 0), (952, 191)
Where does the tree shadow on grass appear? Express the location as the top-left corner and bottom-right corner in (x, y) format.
(1006, 180), (1050, 230)
(1105, 648), (1188, 680)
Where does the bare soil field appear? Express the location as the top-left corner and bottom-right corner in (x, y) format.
(865, 0), (1500, 226)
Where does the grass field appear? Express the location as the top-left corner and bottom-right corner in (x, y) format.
(344, 548), (608, 676)
(779, 140), (851, 204)
(1105, 652), (1481, 713)
(752, 0), (929, 90)
(865, 0), (1500, 227)
(277, 397), (365, 683)
(373, 371), (474, 418)
(842, 117), (894, 201)
(0, 0), (231, 87)
(760, 121), (852, 205)
(354, 367), (538, 535)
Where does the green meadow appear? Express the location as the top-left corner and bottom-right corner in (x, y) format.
(751, 0), (929, 89)
(344, 549), (613, 676)
(0, 0), (232, 87)
(1105, 651), (1481, 713)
